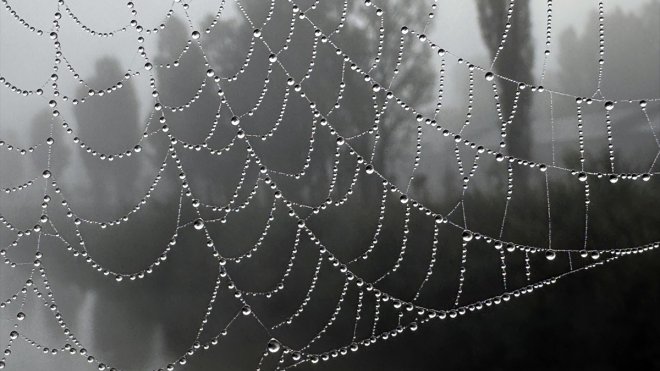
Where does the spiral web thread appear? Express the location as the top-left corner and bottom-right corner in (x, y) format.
(0, 0), (659, 370)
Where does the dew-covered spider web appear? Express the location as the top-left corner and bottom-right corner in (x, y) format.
(1, 0), (659, 370)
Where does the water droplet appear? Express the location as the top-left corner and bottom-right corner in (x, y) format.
(42, 170), (52, 179)
(462, 230), (473, 242)
(144, 63), (153, 71)
(604, 101), (614, 110)
(268, 54), (278, 63)
(267, 339), (281, 353)
(399, 195), (408, 204)
(193, 219), (204, 230)
(253, 29), (261, 38)
(231, 116), (240, 126)
(241, 305), (251, 315)
(578, 172), (587, 182)
(365, 164), (374, 174)
(545, 250), (556, 261)
(191, 31), (200, 39)
(485, 72), (494, 81)
(16, 312), (25, 321)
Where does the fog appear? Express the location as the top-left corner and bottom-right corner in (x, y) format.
(1, 1), (659, 370)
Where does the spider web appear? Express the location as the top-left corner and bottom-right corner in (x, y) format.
(0, 0), (659, 370)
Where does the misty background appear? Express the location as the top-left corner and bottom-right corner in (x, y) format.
(1, 0), (659, 370)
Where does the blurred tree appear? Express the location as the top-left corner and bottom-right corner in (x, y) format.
(73, 57), (144, 214)
(199, 0), (437, 201)
(351, 0), (437, 185)
(477, 0), (534, 160)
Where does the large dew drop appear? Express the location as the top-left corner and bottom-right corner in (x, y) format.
(267, 339), (281, 353)
(193, 219), (205, 230)
(545, 250), (556, 261)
